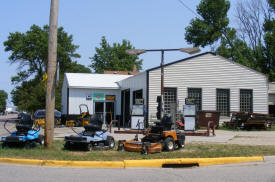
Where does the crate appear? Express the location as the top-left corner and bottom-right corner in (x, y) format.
(197, 110), (220, 128)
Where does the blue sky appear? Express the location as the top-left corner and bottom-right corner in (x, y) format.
(0, 0), (240, 105)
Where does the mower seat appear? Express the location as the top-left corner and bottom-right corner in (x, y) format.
(160, 115), (173, 130)
(16, 113), (33, 132)
(84, 114), (103, 132)
(150, 116), (173, 133)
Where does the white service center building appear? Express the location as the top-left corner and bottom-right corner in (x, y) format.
(62, 52), (269, 127)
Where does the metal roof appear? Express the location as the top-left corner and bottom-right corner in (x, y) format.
(65, 73), (132, 89)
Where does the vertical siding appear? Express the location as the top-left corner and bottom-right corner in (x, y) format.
(148, 53), (268, 121)
(118, 72), (147, 107)
(68, 89), (121, 115)
(61, 76), (68, 115)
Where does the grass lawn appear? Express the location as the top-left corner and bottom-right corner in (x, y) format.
(1, 141), (275, 161)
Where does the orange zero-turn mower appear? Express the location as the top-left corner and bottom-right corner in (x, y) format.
(117, 115), (185, 154)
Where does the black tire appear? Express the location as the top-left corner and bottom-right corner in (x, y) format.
(141, 147), (148, 155)
(25, 142), (31, 149)
(38, 135), (44, 145)
(105, 136), (115, 149)
(177, 140), (185, 148)
(86, 143), (92, 151)
(64, 141), (71, 150)
(117, 140), (125, 151)
(164, 137), (175, 151)
(2, 142), (7, 149)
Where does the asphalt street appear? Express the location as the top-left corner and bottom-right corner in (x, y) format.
(1, 157), (275, 182)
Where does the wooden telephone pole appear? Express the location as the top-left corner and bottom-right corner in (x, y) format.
(45, 0), (59, 148)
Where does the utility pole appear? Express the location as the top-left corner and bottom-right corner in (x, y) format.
(45, 0), (59, 148)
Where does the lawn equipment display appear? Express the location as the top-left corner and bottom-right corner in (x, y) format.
(117, 115), (185, 154)
(64, 114), (115, 151)
(1, 113), (44, 149)
(34, 109), (62, 128)
(65, 104), (90, 127)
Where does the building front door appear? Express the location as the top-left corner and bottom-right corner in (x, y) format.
(94, 101), (115, 125)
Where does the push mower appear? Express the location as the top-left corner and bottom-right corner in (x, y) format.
(1, 113), (44, 149)
(64, 114), (115, 151)
(117, 115), (185, 154)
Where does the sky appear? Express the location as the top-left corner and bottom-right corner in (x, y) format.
(0, 0), (241, 106)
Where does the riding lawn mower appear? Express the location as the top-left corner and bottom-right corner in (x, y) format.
(117, 115), (185, 154)
(64, 114), (115, 151)
(1, 113), (44, 149)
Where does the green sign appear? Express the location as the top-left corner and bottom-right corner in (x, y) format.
(93, 93), (105, 101)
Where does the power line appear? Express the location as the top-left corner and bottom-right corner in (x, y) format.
(176, 0), (200, 18)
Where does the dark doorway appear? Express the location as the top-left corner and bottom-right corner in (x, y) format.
(105, 102), (115, 125)
(121, 89), (130, 128)
(269, 105), (275, 117)
(94, 102), (104, 122)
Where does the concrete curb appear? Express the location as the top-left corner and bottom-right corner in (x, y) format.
(0, 156), (263, 168)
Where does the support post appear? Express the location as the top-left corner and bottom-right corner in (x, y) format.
(160, 50), (164, 118)
(45, 0), (59, 148)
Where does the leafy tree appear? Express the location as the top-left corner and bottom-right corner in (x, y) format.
(4, 25), (91, 113)
(185, 0), (275, 81)
(90, 36), (143, 73)
(4, 25), (81, 84)
(185, 0), (231, 48)
(0, 90), (8, 113)
(263, 0), (275, 80)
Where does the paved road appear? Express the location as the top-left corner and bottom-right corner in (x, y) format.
(1, 157), (275, 182)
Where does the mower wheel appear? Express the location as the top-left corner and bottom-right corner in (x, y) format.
(64, 142), (71, 150)
(25, 142), (31, 149)
(164, 137), (175, 151)
(105, 136), (115, 149)
(86, 143), (92, 151)
(117, 140), (125, 151)
(2, 142), (7, 149)
(141, 147), (148, 155)
(177, 140), (185, 148)
(38, 135), (44, 145)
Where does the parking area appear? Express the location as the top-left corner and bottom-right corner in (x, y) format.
(1, 115), (275, 146)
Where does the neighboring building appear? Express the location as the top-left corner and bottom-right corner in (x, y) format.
(62, 52), (269, 127)
(103, 65), (140, 75)
(61, 73), (132, 124)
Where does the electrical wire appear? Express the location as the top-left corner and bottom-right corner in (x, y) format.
(176, 0), (200, 18)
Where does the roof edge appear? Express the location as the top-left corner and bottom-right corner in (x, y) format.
(146, 52), (215, 72)
(68, 86), (121, 90)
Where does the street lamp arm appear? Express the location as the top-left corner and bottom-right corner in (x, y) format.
(125, 49), (146, 56)
(126, 47), (200, 56)
(179, 47), (201, 54)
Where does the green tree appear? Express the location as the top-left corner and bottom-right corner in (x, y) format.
(0, 90), (8, 113)
(263, 0), (275, 80)
(4, 25), (81, 84)
(90, 36), (143, 73)
(185, 0), (231, 48)
(185, 0), (275, 80)
(4, 25), (91, 113)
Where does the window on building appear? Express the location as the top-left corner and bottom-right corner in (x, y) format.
(164, 88), (177, 114)
(132, 89), (143, 104)
(187, 88), (202, 110)
(240, 89), (253, 112)
(216, 89), (230, 116)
